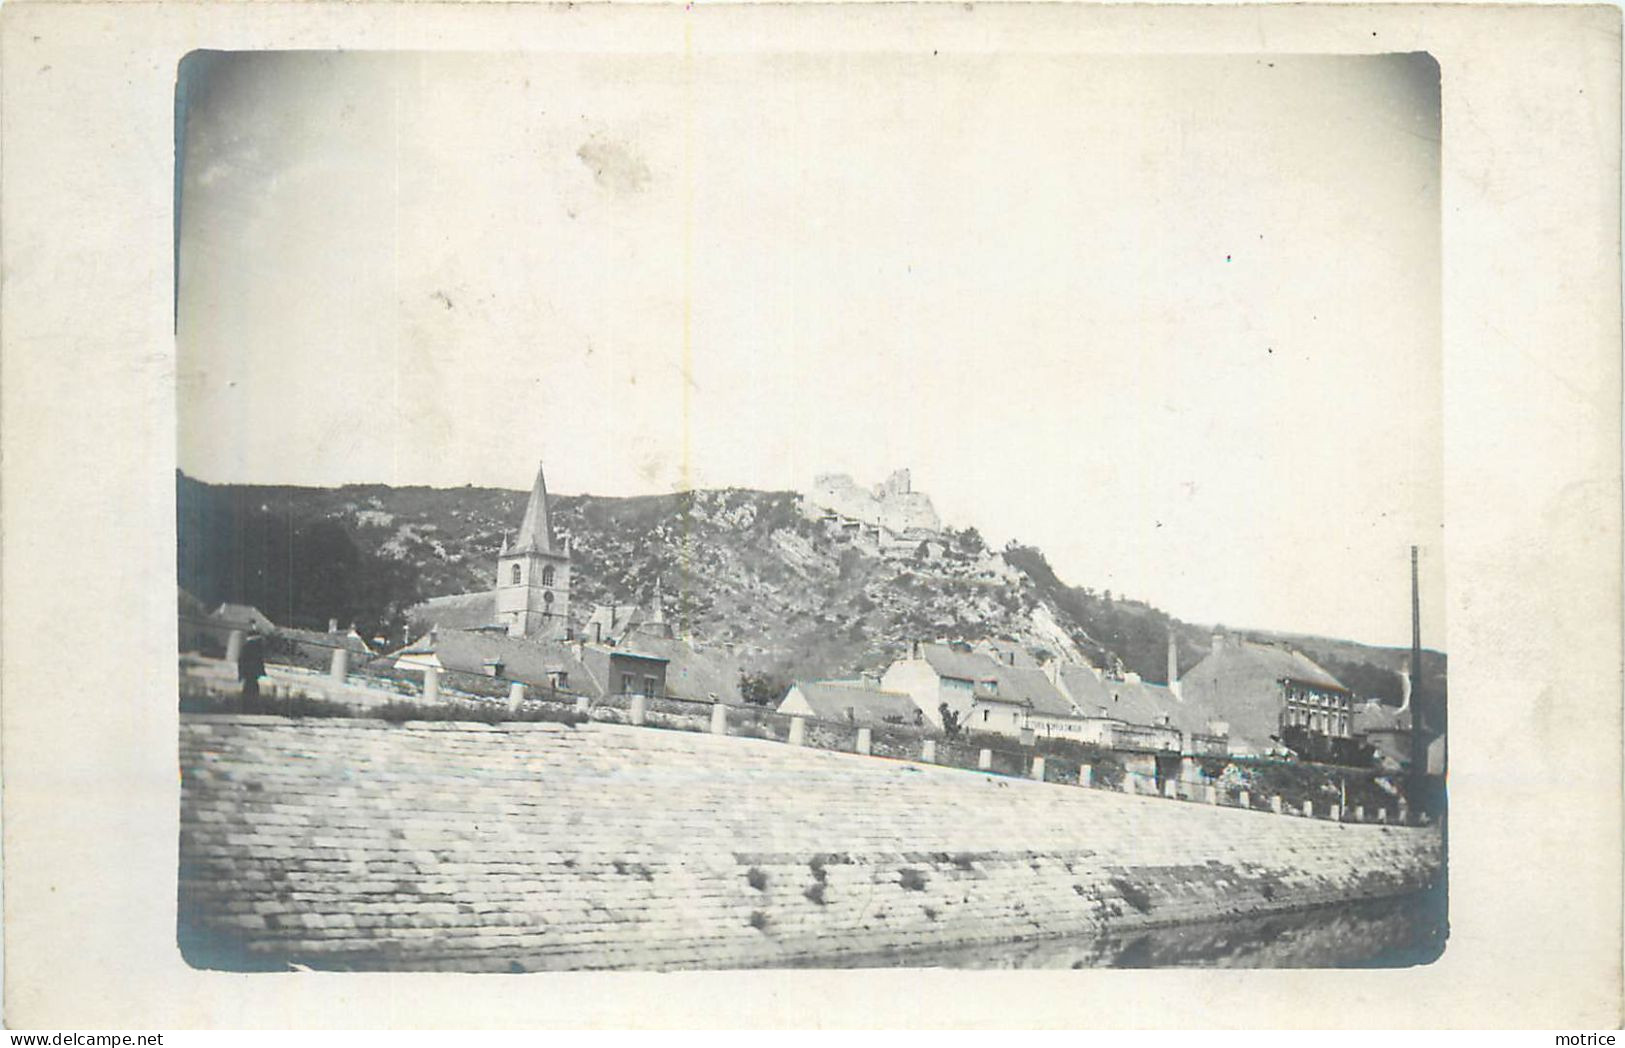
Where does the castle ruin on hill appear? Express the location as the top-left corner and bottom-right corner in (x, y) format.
(799, 468), (944, 554)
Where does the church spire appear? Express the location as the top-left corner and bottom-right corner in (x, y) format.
(513, 461), (555, 553)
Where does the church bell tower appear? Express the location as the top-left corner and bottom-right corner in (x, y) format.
(494, 461), (571, 639)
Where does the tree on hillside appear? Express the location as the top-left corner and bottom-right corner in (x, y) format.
(939, 703), (962, 739)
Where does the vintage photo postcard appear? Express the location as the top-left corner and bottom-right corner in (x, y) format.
(2, 0), (1620, 1029)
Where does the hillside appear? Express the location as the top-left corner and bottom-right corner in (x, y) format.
(175, 472), (1445, 712)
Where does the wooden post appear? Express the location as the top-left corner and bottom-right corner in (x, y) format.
(856, 727), (873, 755)
(1329, 804), (1341, 822)
(710, 703), (729, 736)
(1163, 778), (1178, 799)
(1204, 785), (1218, 805)
(789, 717), (807, 746)
(920, 739), (936, 763)
(1355, 805), (1365, 822)
(1303, 800), (1314, 819)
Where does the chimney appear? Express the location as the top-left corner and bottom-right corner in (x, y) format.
(593, 622), (602, 644)
(1166, 633), (1179, 686)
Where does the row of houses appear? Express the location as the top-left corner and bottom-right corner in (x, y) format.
(779, 634), (1428, 769)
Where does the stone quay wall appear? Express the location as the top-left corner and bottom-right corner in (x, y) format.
(179, 714), (1443, 972)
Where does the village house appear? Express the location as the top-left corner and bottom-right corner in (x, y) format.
(1047, 663), (1186, 752)
(880, 642), (1090, 739)
(1173, 632), (1351, 757)
(778, 679), (923, 729)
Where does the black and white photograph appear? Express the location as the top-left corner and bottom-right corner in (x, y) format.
(4, 0), (1621, 1031)
(172, 48), (1449, 973)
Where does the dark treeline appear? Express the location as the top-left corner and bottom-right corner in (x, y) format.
(176, 471), (420, 641)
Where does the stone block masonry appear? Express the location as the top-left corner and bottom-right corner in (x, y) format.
(179, 715), (1443, 972)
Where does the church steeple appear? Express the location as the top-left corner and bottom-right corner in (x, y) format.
(494, 460), (571, 639)
(513, 461), (557, 554)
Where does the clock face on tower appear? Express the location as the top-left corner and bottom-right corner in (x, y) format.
(543, 590), (554, 605)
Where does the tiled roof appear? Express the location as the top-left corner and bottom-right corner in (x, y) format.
(920, 643), (999, 683)
(782, 681), (923, 727)
(1176, 638), (1346, 754)
(990, 664), (1076, 717)
(394, 628), (588, 695)
(407, 591), (498, 632)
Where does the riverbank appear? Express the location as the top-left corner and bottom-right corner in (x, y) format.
(179, 714), (1444, 971)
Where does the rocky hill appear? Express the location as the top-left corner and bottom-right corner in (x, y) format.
(175, 472), (1445, 711)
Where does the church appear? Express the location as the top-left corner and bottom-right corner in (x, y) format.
(395, 461), (742, 704)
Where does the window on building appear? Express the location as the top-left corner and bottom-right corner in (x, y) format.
(511, 564), (522, 585)
(643, 676), (657, 697)
(542, 566), (555, 587)
(621, 673), (636, 695)
(982, 709), (989, 722)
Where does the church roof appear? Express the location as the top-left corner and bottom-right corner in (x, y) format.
(407, 591), (497, 633)
(511, 461), (558, 554)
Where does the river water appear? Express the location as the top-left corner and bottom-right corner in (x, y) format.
(789, 890), (1448, 969)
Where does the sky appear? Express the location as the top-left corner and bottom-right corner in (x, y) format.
(175, 49), (1443, 648)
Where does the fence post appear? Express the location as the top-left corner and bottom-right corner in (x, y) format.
(1329, 804), (1341, 822)
(1204, 785), (1218, 805)
(1030, 756), (1046, 782)
(1303, 800), (1314, 818)
(1238, 790), (1251, 810)
(507, 682), (526, 712)
(789, 717), (806, 746)
(328, 646), (349, 683)
(575, 694), (590, 715)
(1078, 764), (1093, 788)
(710, 703), (729, 736)
(1163, 778), (1178, 799)
(424, 666), (441, 703)
(1355, 805), (1365, 822)
(1270, 795), (1283, 814)
(978, 748), (992, 771)
(1398, 800), (1410, 825)
(630, 693), (647, 726)
(1378, 807), (1389, 824)
(920, 738), (936, 763)
(856, 727), (873, 755)
(225, 630), (244, 664)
